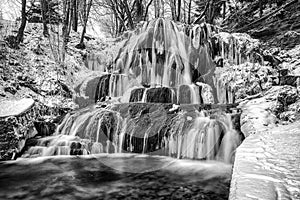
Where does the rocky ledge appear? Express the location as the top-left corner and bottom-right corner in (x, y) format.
(0, 98), (67, 161)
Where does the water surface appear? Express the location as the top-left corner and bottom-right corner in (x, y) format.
(0, 154), (231, 200)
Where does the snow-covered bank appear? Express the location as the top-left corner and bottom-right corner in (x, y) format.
(230, 122), (300, 200)
(230, 86), (300, 199)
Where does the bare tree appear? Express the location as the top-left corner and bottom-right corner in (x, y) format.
(188, 0), (192, 24)
(144, 0), (154, 20)
(41, 0), (49, 37)
(135, 0), (144, 22)
(177, 0), (181, 21)
(170, 0), (177, 20)
(76, 0), (93, 49)
(16, 0), (27, 45)
(72, 0), (79, 31)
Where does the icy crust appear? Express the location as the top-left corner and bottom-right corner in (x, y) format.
(230, 122), (300, 200)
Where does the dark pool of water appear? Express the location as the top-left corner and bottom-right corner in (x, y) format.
(0, 154), (232, 200)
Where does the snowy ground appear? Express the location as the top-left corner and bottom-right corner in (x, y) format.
(230, 122), (300, 200)
(230, 87), (300, 200)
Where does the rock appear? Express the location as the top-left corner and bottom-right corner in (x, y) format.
(4, 86), (17, 95)
(169, 104), (180, 113)
(178, 85), (195, 104)
(278, 69), (289, 76)
(277, 86), (298, 106)
(0, 98), (35, 118)
(95, 74), (111, 103)
(145, 87), (176, 103)
(34, 121), (56, 137)
(251, 27), (276, 38)
(196, 82), (215, 104)
(130, 88), (145, 102)
(74, 76), (102, 108)
(279, 75), (300, 87)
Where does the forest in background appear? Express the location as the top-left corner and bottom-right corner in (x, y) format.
(0, 0), (299, 106)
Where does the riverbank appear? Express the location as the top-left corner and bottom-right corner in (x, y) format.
(230, 86), (300, 199)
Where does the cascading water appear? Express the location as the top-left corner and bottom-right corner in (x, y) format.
(91, 19), (258, 105)
(93, 18), (220, 104)
(24, 104), (243, 163)
(24, 18), (248, 165)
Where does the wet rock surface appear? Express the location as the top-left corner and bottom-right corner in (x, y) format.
(74, 76), (103, 108)
(145, 88), (176, 104)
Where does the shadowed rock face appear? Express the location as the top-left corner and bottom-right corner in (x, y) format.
(145, 88), (176, 103)
(279, 75), (300, 87)
(178, 85), (194, 104)
(74, 76), (102, 108)
(129, 88), (145, 102)
(95, 74), (111, 102)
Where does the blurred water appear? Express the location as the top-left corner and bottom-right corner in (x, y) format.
(0, 154), (231, 200)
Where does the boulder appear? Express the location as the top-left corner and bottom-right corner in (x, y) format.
(178, 85), (195, 104)
(145, 87), (176, 104)
(196, 82), (215, 104)
(129, 88), (145, 102)
(74, 76), (102, 108)
(277, 85), (298, 106)
(279, 75), (300, 87)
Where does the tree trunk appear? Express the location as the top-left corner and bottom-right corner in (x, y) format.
(144, 0), (154, 21)
(73, 0), (78, 32)
(62, 0), (71, 61)
(208, 0), (214, 24)
(259, 0), (263, 17)
(68, 0), (74, 36)
(161, 0), (165, 17)
(177, 0), (181, 21)
(41, 0), (49, 37)
(183, 0), (186, 23)
(78, 0), (93, 48)
(170, 0), (177, 20)
(16, 0), (27, 44)
(123, 0), (134, 29)
(223, 1), (226, 20)
(188, 0), (192, 24)
(154, 0), (159, 18)
(136, 0), (143, 22)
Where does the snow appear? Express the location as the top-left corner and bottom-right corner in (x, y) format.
(230, 86), (300, 199)
(230, 122), (300, 200)
(0, 98), (34, 118)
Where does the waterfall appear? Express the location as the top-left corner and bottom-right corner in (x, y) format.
(91, 18), (219, 104)
(24, 105), (243, 163)
(24, 18), (249, 164)
(89, 19), (258, 105)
